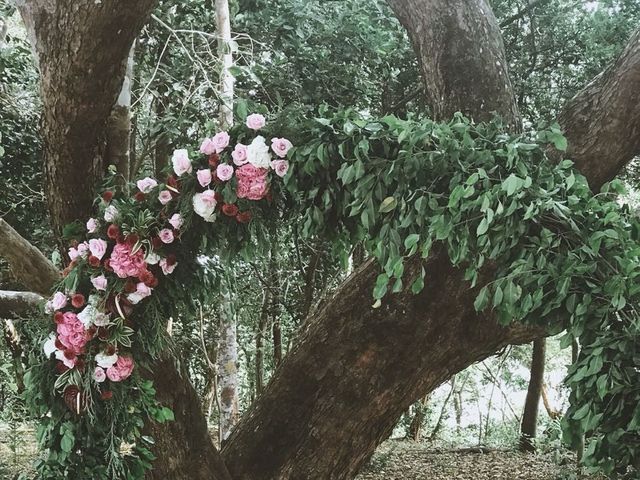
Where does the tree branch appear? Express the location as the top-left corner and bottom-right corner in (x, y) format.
(0, 290), (44, 318)
(0, 218), (59, 295)
(558, 28), (640, 190)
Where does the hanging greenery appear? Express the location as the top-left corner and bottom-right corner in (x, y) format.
(26, 107), (639, 478)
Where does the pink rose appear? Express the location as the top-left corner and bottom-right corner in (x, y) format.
(93, 367), (106, 383)
(211, 131), (230, 153)
(159, 228), (174, 244)
(109, 243), (147, 279)
(271, 138), (293, 158)
(236, 164), (269, 201)
(68, 247), (79, 261)
(246, 113), (266, 130)
(169, 213), (183, 230)
(232, 143), (248, 166)
(89, 239), (107, 260)
(86, 218), (99, 233)
(160, 258), (177, 275)
(136, 177), (158, 193)
(77, 242), (89, 258)
(197, 169), (212, 187)
(200, 138), (217, 155)
(158, 190), (172, 205)
(106, 355), (134, 382)
(57, 312), (88, 354)
(91, 275), (108, 291)
(127, 282), (152, 304)
(271, 159), (289, 178)
(172, 149), (192, 176)
(51, 292), (68, 311)
(216, 164), (234, 181)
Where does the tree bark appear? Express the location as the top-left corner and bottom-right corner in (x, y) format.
(0, 290), (44, 317)
(256, 289), (270, 395)
(2, 318), (26, 393)
(106, 43), (135, 188)
(217, 291), (240, 444)
(519, 338), (546, 452)
(558, 28), (640, 191)
(0, 218), (59, 295)
(407, 395), (429, 442)
(387, 0), (520, 126)
(222, 248), (542, 479)
(16, 0), (158, 236)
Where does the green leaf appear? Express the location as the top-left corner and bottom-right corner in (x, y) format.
(379, 197), (397, 213)
(474, 287), (489, 312)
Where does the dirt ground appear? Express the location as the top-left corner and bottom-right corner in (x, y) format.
(1, 430), (599, 480)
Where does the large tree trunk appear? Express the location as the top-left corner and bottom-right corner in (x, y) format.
(217, 292), (240, 444)
(519, 338), (546, 452)
(16, 0), (158, 237)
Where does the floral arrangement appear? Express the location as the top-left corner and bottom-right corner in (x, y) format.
(34, 113), (291, 477)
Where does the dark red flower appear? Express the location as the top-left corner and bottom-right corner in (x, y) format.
(54, 312), (65, 324)
(63, 349), (76, 360)
(55, 361), (69, 374)
(167, 175), (179, 189)
(102, 191), (114, 203)
(125, 234), (139, 246)
(134, 191), (146, 202)
(97, 327), (110, 341)
(54, 338), (64, 350)
(139, 270), (155, 287)
(151, 237), (163, 250)
(103, 258), (113, 272)
(236, 211), (253, 224)
(71, 294), (85, 309)
(100, 390), (113, 401)
(105, 344), (117, 356)
(222, 203), (239, 217)
(124, 280), (137, 293)
(166, 253), (177, 266)
(149, 276), (159, 288)
(208, 153), (220, 168)
(86, 326), (97, 338)
(107, 224), (120, 239)
(88, 255), (100, 267)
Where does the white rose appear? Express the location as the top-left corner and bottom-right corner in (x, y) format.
(246, 136), (271, 169)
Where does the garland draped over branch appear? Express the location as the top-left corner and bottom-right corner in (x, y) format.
(26, 107), (640, 478)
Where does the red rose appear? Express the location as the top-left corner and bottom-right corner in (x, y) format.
(107, 224), (120, 239)
(63, 349), (75, 360)
(55, 361), (70, 374)
(100, 390), (113, 401)
(88, 255), (100, 267)
(222, 203), (239, 217)
(134, 191), (146, 202)
(102, 191), (114, 202)
(139, 270), (155, 287)
(149, 276), (159, 288)
(105, 344), (117, 356)
(236, 211), (253, 224)
(54, 312), (65, 324)
(71, 294), (85, 309)
(97, 327), (109, 341)
(125, 234), (139, 246)
(124, 280), (137, 293)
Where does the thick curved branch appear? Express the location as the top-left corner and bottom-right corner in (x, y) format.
(0, 218), (59, 295)
(0, 290), (44, 317)
(387, 0), (520, 126)
(558, 28), (640, 191)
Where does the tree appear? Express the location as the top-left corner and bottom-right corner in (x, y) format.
(1, 1), (639, 479)
(519, 338), (546, 452)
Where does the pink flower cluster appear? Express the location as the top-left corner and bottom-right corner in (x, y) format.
(110, 243), (147, 278)
(236, 164), (269, 200)
(107, 355), (135, 382)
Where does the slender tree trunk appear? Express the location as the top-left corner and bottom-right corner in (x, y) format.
(256, 289), (270, 395)
(428, 377), (455, 442)
(541, 384), (559, 419)
(572, 340), (585, 466)
(217, 291), (239, 444)
(454, 390), (463, 434)
(106, 43), (135, 188)
(2, 319), (25, 393)
(407, 395), (428, 442)
(520, 338), (546, 452)
(270, 238), (283, 367)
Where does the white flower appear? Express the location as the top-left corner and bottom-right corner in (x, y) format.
(43, 333), (57, 357)
(172, 149), (192, 176)
(104, 205), (119, 222)
(93, 312), (111, 327)
(77, 304), (98, 327)
(192, 191), (217, 222)
(145, 252), (161, 265)
(246, 136), (271, 169)
(136, 177), (158, 193)
(95, 351), (118, 369)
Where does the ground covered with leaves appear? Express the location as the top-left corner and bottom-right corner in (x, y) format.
(357, 440), (603, 480)
(1, 429), (603, 479)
